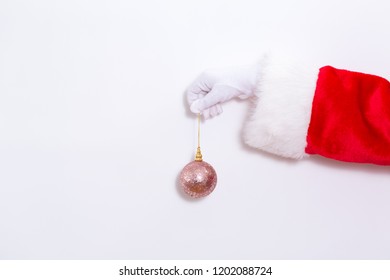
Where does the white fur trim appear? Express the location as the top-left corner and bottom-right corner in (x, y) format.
(243, 54), (319, 159)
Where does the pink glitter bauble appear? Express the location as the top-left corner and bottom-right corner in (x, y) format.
(179, 160), (217, 198)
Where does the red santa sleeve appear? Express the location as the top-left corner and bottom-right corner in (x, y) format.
(243, 55), (390, 165)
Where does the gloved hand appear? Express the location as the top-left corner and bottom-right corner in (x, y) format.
(186, 64), (259, 119)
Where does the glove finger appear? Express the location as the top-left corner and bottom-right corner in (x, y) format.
(216, 104), (223, 115)
(186, 87), (207, 105)
(209, 105), (220, 118)
(200, 104), (223, 119)
(190, 102), (222, 118)
(202, 108), (211, 119)
(190, 99), (202, 113)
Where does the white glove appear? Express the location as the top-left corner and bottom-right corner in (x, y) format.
(186, 64), (259, 119)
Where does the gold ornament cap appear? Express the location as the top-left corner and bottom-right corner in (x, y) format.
(195, 147), (203, 161)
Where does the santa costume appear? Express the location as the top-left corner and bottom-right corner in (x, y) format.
(243, 55), (390, 165)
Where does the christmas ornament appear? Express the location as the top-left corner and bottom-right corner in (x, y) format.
(179, 114), (217, 198)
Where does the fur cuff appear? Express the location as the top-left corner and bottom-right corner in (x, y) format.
(243, 54), (319, 159)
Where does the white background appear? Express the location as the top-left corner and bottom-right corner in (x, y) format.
(1, 0), (390, 259)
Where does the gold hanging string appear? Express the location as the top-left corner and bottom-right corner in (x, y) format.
(197, 112), (201, 148)
(195, 113), (203, 161)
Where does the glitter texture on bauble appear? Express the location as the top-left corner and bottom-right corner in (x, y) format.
(180, 158), (217, 198)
